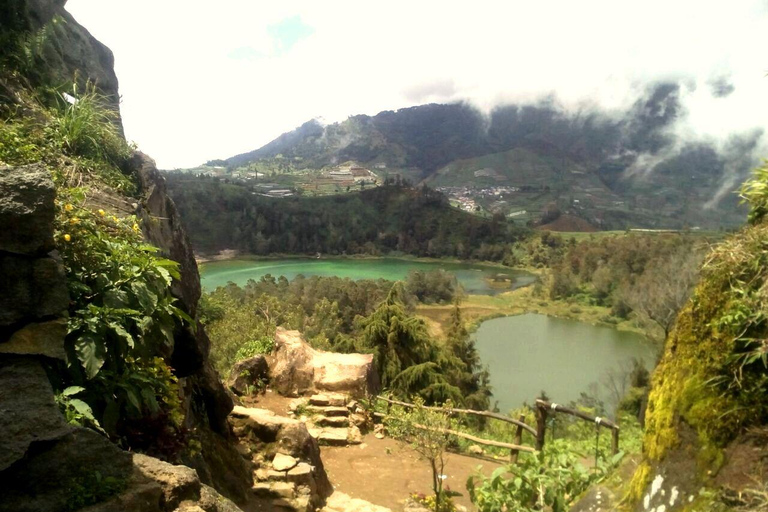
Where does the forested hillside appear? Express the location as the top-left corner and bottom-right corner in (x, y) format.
(165, 174), (528, 260)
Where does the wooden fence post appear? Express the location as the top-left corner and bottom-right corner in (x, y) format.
(535, 404), (548, 451)
(509, 414), (526, 464)
(612, 427), (620, 456)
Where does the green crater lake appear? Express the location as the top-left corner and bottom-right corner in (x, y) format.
(200, 258), (536, 295)
(474, 314), (658, 413)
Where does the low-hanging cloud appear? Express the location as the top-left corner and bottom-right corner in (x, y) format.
(65, 0), (768, 171)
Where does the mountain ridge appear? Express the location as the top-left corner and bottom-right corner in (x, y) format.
(208, 90), (758, 229)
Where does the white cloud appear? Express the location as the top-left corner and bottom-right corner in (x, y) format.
(66, 0), (768, 169)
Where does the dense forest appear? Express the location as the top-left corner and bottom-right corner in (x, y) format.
(165, 174), (528, 260)
(546, 233), (708, 340)
(202, 271), (491, 410)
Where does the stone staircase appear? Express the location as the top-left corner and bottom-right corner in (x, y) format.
(230, 406), (332, 512)
(290, 393), (368, 447)
(250, 453), (317, 511)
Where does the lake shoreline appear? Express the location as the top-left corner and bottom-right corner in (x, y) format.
(417, 284), (651, 341)
(196, 251), (519, 271)
(472, 313), (658, 412)
(199, 256), (538, 296)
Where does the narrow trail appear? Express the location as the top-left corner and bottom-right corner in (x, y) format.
(248, 390), (504, 511)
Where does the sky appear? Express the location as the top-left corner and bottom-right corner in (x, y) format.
(65, 1), (768, 169)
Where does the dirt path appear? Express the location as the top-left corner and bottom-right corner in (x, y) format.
(247, 390), (502, 511)
(321, 434), (502, 511)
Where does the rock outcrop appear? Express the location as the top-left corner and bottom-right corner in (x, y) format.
(230, 406), (333, 511)
(0, 3), (252, 509)
(129, 152), (252, 504)
(227, 355), (269, 396)
(21, 0), (123, 124)
(268, 328), (380, 398)
(0, 164), (68, 339)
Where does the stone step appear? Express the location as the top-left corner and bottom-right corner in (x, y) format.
(267, 469), (289, 482)
(286, 462), (315, 486)
(272, 453), (298, 471)
(317, 428), (349, 446)
(309, 393), (348, 407)
(315, 415), (349, 428)
(307, 405), (349, 417)
(252, 481), (296, 499)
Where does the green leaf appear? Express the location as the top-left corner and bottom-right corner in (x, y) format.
(156, 266), (172, 286)
(125, 388), (141, 412)
(491, 466), (507, 480)
(109, 322), (135, 349)
(131, 281), (157, 311)
(68, 398), (95, 421)
(140, 387), (159, 414)
(75, 334), (105, 379)
(103, 289), (129, 309)
(61, 385), (86, 396)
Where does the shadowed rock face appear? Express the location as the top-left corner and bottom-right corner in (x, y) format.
(0, 2), (252, 508)
(0, 165), (68, 340)
(24, 0), (122, 127)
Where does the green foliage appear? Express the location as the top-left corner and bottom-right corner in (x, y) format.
(467, 440), (620, 512)
(203, 287), (301, 373)
(740, 160), (768, 225)
(165, 174), (527, 261)
(404, 269), (458, 304)
(0, 80), (135, 194)
(63, 470), (127, 512)
(55, 190), (189, 454)
(631, 162), (768, 499)
(547, 232), (706, 338)
(54, 386), (105, 434)
(359, 284), (464, 403)
(0, 5), (62, 79)
(204, 275), (489, 407)
(46, 81), (132, 170)
(0, 118), (42, 163)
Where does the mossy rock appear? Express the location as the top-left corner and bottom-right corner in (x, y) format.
(626, 220), (768, 510)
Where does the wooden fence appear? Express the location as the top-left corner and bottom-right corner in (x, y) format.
(373, 394), (621, 465)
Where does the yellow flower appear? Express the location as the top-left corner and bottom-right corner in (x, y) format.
(132, 223), (139, 233)
(69, 218), (79, 225)
(63, 234), (71, 242)
(111, 216), (118, 222)
(64, 203), (73, 212)
(98, 209), (105, 216)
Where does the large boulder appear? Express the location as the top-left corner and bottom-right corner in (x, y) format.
(0, 356), (72, 472)
(0, 427), (135, 512)
(0, 252), (68, 328)
(0, 164), (56, 256)
(0, 165), (68, 334)
(227, 356), (269, 396)
(268, 328), (379, 399)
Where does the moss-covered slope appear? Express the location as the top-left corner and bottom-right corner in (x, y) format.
(628, 162), (768, 511)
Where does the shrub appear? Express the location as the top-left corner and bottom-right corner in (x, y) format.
(46, 81), (131, 168)
(55, 189), (190, 453)
(467, 439), (620, 512)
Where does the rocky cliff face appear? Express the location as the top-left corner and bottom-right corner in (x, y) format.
(0, 1), (252, 510)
